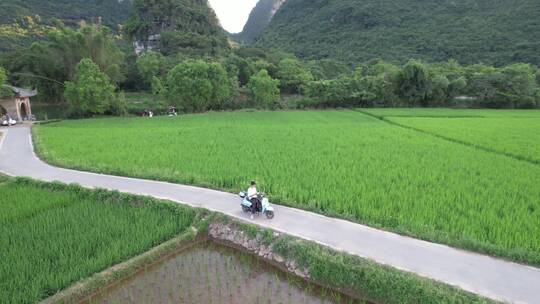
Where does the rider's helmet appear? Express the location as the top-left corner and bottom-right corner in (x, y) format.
(250, 180), (257, 186)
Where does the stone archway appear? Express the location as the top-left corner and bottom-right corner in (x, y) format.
(0, 86), (36, 121)
(20, 102), (28, 118)
(12, 97), (32, 121)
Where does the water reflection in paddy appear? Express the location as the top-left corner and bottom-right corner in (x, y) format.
(90, 242), (362, 304)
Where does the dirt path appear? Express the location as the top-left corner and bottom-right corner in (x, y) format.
(1, 125), (539, 304)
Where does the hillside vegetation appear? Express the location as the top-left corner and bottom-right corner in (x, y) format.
(124, 0), (229, 56)
(233, 0), (285, 43)
(255, 0), (540, 66)
(0, 0), (132, 52)
(0, 0), (132, 28)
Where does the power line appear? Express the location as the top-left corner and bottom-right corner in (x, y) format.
(10, 73), (65, 86)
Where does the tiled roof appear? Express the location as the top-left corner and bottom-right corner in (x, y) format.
(2, 85), (37, 98)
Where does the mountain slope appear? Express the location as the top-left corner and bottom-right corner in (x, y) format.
(233, 0), (286, 43)
(255, 0), (540, 66)
(0, 0), (132, 29)
(125, 0), (229, 56)
(0, 0), (132, 52)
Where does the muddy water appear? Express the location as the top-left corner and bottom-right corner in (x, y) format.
(90, 242), (361, 304)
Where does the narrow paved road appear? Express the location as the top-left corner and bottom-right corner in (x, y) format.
(1, 125), (539, 304)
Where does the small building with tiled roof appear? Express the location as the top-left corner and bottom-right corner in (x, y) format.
(0, 85), (36, 122)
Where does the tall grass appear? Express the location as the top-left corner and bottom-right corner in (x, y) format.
(34, 110), (540, 265)
(0, 178), (196, 304)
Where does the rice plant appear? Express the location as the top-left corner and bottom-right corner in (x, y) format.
(97, 243), (352, 303)
(0, 179), (196, 304)
(387, 116), (540, 163)
(34, 109), (540, 265)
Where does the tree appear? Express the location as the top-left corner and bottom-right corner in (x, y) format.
(497, 64), (538, 108)
(64, 58), (116, 115)
(356, 75), (397, 107)
(467, 71), (503, 107)
(221, 55), (241, 87)
(363, 59), (400, 79)
(207, 63), (235, 110)
(125, 0), (229, 57)
(254, 0), (540, 67)
(463, 64), (538, 108)
(108, 91), (128, 116)
(305, 75), (357, 107)
(358, 60), (400, 106)
(448, 77), (467, 99)
(247, 69), (280, 107)
(397, 60), (431, 106)
(136, 51), (164, 86)
(276, 58), (314, 94)
(0, 66), (6, 85)
(166, 60), (233, 113)
(3, 23), (124, 102)
(427, 74), (450, 105)
(151, 76), (166, 96)
(308, 59), (350, 80)
(0, 66), (10, 98)
(47, 23), (124, 81)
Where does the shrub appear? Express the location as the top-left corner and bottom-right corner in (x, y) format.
(151, 76), (165, 96)
(136, 51), (164, 86)
(247, 69), (280, 107)
(64, 58), (116, 115)
(0, 66), (6, 86)
(108, 92), (128, 116)
(166, 60), (233, 113)
(276, 58), (314, 94)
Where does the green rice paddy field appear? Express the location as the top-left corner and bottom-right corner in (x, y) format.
(362, 108), (540, 163)
(0, 177), (196, 303)
(34, 109), (540, 265)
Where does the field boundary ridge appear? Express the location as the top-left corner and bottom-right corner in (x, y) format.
(355, 109), (540, 165)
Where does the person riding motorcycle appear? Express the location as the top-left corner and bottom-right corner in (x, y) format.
(248, 180), (261, 219)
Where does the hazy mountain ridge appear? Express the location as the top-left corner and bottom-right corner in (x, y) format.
(254, 0), (540, 66)
(233, 0), (286, 43)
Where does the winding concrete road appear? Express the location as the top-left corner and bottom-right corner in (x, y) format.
(1, 125), (539, 304)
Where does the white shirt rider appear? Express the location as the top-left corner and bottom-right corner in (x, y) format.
(247, 184), (258, 200)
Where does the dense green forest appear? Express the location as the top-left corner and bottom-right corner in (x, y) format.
(0, 0), (538, 117)
(232, 0), (285, 43)
(124, 0), (229, 57)
(0, 0), (131, 28)
(255, 0), (540, 66)
(0, 0), (132, 52)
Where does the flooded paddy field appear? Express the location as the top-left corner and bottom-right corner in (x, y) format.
(89, 242), (362, 304)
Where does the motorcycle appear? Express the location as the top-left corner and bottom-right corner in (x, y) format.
(239, 192), (275, 219)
